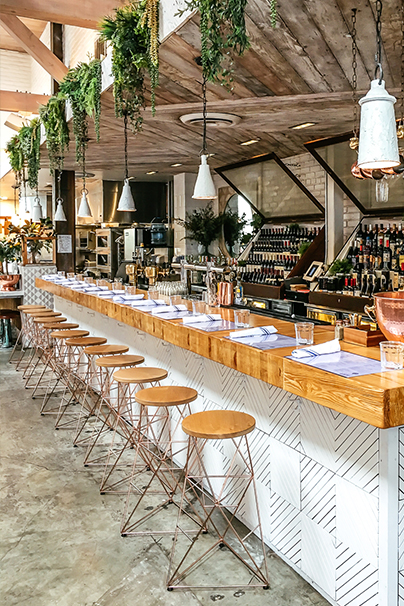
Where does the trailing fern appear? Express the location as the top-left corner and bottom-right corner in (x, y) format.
(39, 93), (70, 174)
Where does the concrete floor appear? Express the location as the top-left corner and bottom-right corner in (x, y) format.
(0, 349), (331, 606)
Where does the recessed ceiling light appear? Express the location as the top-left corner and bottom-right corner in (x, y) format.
(240, 138), (260, 146)
(171, 163), (183, 167)
(146, 171), (157, 175)
(290, 122), (317, 130)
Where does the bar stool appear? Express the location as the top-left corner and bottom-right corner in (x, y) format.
(73, 344), (130, 446)
(23, 316), (68, 388)
(167, 409), (270, 591)
(121, 385), (198, 537)
(0, 309), (19, 349)
(10, 304), (48, 365)
(54, 336), (108, 430)
(40, 329), (90, 415)
(14, 309), (55, 373)
(98, 366), (168, 495)
(82, 354), (145, 468)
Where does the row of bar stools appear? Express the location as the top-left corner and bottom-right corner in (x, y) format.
(82, 354), (145, 469)
(15, 308), (58, 374)
(22, 312), (66, 387)
(98, 366), (168, 495)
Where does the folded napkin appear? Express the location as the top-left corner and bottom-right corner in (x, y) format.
(97, 291), (115, 297)
(119, 294), (144, 301)
(111, 289), (126, 294)
(228, 326), (278, 340)
(131, 299), (166, 306)
(151, 304), (188, 315)
(182, 313), (222, 324)
(291, 339), (341, 359)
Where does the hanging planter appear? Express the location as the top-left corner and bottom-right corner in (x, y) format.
(99, 1), (160, 132)
(5, 117), (41, 194)
(39, 93), (70, 174)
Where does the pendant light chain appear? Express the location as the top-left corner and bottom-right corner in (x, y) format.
(400, 0), (404, 127)
(351, 8), (358, 137)
(375, 0), (383, 82)
(201, 75), (208, 155)
(124, 111), (129, 180)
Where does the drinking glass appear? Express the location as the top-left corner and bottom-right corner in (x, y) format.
(67, 272), (75, 279)
(148, 288), (158, 300)
(75, 274), (84, 281)
(84, 276), (94, 284)
(170, 295), (182, 306)
(125, 285), (137, 295)
(380, 341), (404, 371)
(234, 309), (250, 328)
(113, 281), (124, 291)
(295, 322), (314, 346)
(192, 300), (206, 315)
(57, 271), (65, 277)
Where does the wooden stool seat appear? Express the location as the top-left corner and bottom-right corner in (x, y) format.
(17, 304), (47, 311)
(0, 309), (19, 320)
(44, 323), (79, 330)
(84, 344), (129, 356)
(135, 385), (197, 408)
(182, 410), (255, 440)
(50, 329), (90, 339)
(33, 316), (67, 324)
(65, 336), (107, 347)
(26, 310), (61, 317)
(96, 354), (145, 369)
(113, 367), (168, 384)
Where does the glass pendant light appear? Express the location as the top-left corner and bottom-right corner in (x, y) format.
(192, 76), (217, 200)
(117, 112), (136, 212)
(54, 170), (67, 222)
(77, 148), (93, 218)
(357, 0), (399, 170)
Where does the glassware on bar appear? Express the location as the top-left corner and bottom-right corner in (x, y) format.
(75, 274), (84, 281)
(295, 322), (314, 345)
(170, 295), (182, 305)
(148, 288), (158, 300)
(67, 272), (75, 278)
(84, 276), (95, 284)
(234, 309), (250, 328)
(113, 281), (124, 290)
(380, 341), (404, 371)
(125, 285), (137, 295)
(192, 300), (206, 315)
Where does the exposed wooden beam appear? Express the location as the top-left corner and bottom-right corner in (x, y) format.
(0, 0), (124, 29)
(0, 14), (68, 81)
(0, 90), (50, 112)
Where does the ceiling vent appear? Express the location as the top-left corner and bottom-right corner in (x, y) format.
(179, 113), (241, 128)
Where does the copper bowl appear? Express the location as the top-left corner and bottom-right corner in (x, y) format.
(0, 274), (20, 291)
(366, 292), (404, 342)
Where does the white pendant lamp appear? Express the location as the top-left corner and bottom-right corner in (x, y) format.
(192, 76), (217, 200)
(54, 171), (67, 222)
(78, 188), (92, 218)
(357, 2), (399, 170)
(193, 154), (217, 199)
(31, 196), (43, 222)
(117, 112), (136, 212)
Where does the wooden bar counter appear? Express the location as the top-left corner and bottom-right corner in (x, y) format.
(36, 277), (404, 429)
(36, 277), (404, 605)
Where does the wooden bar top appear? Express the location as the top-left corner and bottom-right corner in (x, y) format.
(36, 278), (404, 429)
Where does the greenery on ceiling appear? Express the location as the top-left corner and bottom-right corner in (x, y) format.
(59, 58), (102, 163)
(39, 94), (70, 174)
(5, 135), (24, 179)
(5, 118), (41, 191)
(99, 1), (160, 132)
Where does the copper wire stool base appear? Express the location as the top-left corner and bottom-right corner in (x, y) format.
(167, 410), (270, 591)
(121, 385), (201, 537)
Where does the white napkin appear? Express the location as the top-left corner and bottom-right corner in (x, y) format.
(151, 304), (188, 315)
(120, 294), (144, 301)
(291, 339), (341, 359)
(182, 313), (222, 324)
(229, 326), (278, 340)
(97, 291), (115, 297)
(131, 299), (166, 306)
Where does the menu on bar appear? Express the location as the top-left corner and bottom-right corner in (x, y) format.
(286, 350), (382, 378)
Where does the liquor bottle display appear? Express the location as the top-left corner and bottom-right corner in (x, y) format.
(240, 225), (320, 285)
(320, 223), (404, 297)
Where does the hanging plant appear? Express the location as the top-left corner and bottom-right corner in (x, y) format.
(100, 1), (159, 132)
(5, 135), (24, 178)
(39, 93), (70, 174)
(18, 118), (41, 191)
(59, 58), (102, 163)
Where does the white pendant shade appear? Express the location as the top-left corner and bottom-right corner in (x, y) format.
(357, 79), (400, 170)
(78, 189), (92, 218)
(117, 179), (136, 212)
(54, 199), (67, 222)
(31, 198), (43, 222)
(192, 154), (217, 199)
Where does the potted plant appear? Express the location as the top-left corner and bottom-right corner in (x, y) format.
(8, 218), (55, 265)
(176, 204), (222, 258)
(0, 236), (22, 290)
(221, 209), (247, 256)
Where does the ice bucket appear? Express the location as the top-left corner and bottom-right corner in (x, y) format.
(365, 292), (404, 342)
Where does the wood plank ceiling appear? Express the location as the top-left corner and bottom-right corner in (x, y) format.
(50, 0), (404, 177)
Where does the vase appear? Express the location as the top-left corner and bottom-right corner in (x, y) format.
(0, 274), (20, 291)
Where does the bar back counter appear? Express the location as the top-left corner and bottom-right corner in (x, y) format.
(37, 277), (404, 606)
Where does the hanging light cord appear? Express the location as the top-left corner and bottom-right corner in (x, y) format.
(400, 0), (404, 124)
(57, 170), (62, 202)
(124, 111), (129, 180)
(201, 75), (208, 155)
(351, 8), (358, 136)
(82, 147), (87, 194)
(375, 0), (383, 83)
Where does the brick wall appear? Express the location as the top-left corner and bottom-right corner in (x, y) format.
(283, 152), (326, 207)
